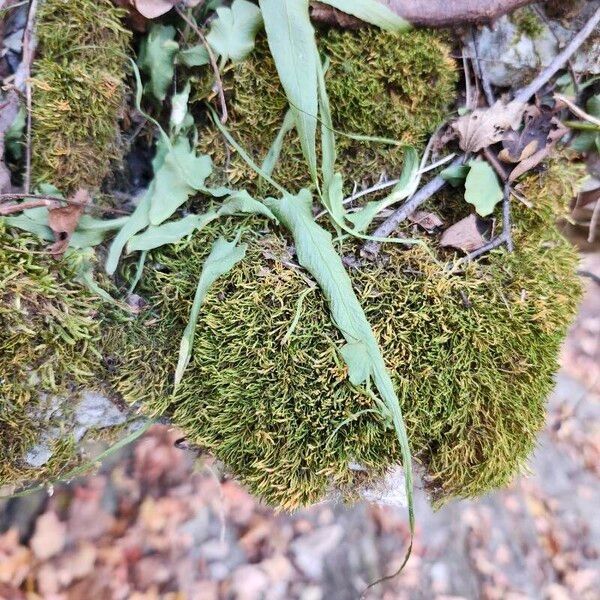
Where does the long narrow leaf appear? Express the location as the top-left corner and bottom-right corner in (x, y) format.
(261, 109), (296, 179)
(174, 236), (247, 389)
(259, 0), (319, 184)
(322, 0), (410, 31)
(265, 189), (414, 562)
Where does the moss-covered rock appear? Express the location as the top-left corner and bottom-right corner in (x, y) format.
(109, 161), (581, 509)
(31, 0), (131, 193)
(197, 28), (457, 193)
(0, 227), (106, 485)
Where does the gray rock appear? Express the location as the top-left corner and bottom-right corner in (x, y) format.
(472, 4), (600, 89)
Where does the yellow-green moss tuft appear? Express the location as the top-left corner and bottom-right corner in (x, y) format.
(197, 28), (457, 193)
(109, 162), (581, 509)
(0, 227), (105, 485)
(31, 0), (131, 193)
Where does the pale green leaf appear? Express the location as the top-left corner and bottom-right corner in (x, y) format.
(265, 189), (414, 543)
(464, 160), (503, 217)
(346, 147), (419, 233)
(259, 0), (319, 184)
(138, 24), (179, 102)
(317, 56), (336, 192)
(440, 164), (470, 187)
(169, 82), (193, 136)
(5, 106), (26, 159)
(126, 212), (218, 253)
(216, 190), (276, 220)
(321, 0), (410, 31)
(149, 137), (213, 226)
(174, 235), (247, 389)
(261, 109), (295, 180)
(207, 0), (263, 63)
(178, 45), (210, 67)
(340, 342), (370, 385)
(587, 94), (600, 119)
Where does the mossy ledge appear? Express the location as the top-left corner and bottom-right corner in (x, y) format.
(31, 0), (131, 193)
(109, 162), (582, 510)
(196, 27), (457, 194)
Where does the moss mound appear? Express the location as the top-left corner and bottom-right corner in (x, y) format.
(31, 0), (131, 193)
(0, 227), (106, 485)
(109, 162), (581, 509)
(198, 28), (457, 193)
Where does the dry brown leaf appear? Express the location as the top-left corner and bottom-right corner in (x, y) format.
(507, 119), (568, 183)
(499, 105), (552, 163)
(48, 188), (90, 257)
(408, 210), (443, 232)
(30, 512), (67, 561)
(451, 100), (525, 153)
(440, 214), (489, 253)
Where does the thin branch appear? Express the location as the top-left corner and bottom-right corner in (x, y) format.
(588, 199), (600, 244)
(362, 155), (466, 258)
(0, 193), (131, 215)
(0, 198), (58, 214)
(555, 93), (600, 128)
(176, 5), (228, 124)
(470, 27), (495, 107)
(19, 0), (39, 194)
(514, 8), (600, 104)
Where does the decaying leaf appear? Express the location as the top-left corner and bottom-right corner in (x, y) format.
(408, 210), (443, 232)
(499, 105), (553, 163)
(464, 160), (503, 217)
(48, 188), (90, 257)
(30, 512), (66, 561)
(507, 119), (568, 183)
(452, 100), (525, 153)
(440, 214), (489, 253)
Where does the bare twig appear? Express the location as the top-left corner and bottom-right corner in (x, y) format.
(0, 198), (58, 214)
(514, 8), (600, 104)
(470, 27), (495, 107)
(0, 192), (131, 215)
(502, 183), (513, 252)
(555, 93), (600, 127)
(176, 5), (228, 124)
(362, 155), (467, 258)
(589, 199), (600, 244)
(19, 0), (39, 194)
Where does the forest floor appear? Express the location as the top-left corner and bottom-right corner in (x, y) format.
(0, 253), (598, 600)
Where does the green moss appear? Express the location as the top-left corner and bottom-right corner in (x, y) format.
(31, 0), (131, 193)
(513, 8), (544, 39)
(197, 28), (457, 193)
(110, 161), (581, 509)
(0, 227), (104, 486)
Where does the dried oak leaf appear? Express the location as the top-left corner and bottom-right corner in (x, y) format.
(440, 214), (490, 253)
(48, 188), (90, 257)
(452, 100), (525, 153)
